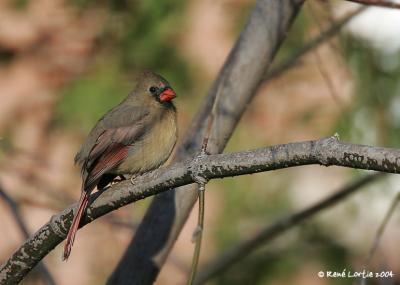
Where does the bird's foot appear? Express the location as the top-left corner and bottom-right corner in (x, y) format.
(200, 147), (211, 156)
(130, 174), (139, 185)
(111, 175), (126, 186)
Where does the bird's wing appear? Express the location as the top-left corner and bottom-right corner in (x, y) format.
(77, 104), (151, 191)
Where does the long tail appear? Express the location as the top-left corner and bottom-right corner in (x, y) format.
(63, 192), (90, 261)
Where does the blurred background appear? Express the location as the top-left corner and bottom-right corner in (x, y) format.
(1, 0), (400, 284)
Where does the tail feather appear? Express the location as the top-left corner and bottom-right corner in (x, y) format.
(63, 192), (90, 261)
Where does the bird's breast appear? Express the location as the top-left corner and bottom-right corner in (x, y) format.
(116, 109), (177, 174)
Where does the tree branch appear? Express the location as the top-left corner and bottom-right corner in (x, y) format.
(108, 1), (305, 283)
(2, 136), (400, 284)
(265, 6), (366, 81)
(0, 186), (57, 285)
(345, 0), (400, 9)
(194, 172), (385, 284)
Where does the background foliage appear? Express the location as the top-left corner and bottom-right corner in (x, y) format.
(1, 1), (400, 284)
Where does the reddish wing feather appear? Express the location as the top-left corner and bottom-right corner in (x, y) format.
(63, 143), (129, 260)
(84, 143), (129, 190)
(86, 124), (146, 169)
(82, 124), (144, 189)
(91, 144), (129, 175)
(64, 127), (136, 260)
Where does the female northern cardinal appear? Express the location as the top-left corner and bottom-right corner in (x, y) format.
(63, 70), (178, 260)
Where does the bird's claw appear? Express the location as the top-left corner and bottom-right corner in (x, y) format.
(200, 147), (211, 156)
(111, 175), (125, 186)
(130, 174), (138, 185)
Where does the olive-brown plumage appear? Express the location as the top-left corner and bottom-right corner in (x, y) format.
(63, 71), (178, 260)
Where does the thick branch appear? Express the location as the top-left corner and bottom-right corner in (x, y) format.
(0, 186), (56, 285)
(2, 136), (400, 284)
(194, 173), (385, 284)
(108, 1), (305, 283)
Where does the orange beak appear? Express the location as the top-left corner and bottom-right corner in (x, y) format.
(159, 87), (176, 102)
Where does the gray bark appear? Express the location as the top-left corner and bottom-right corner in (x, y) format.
(108, 0), (305, 284)
(4, 136), (400, 284)
(194, 173), (385, 284)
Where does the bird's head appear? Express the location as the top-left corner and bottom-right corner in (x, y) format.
(134, 70), (177, 105)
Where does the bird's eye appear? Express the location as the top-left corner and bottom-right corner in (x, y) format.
(149, 86), (157, 94)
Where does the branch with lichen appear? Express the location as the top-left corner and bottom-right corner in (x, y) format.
(194, 173), (385, 284)
(2, 135), (400, 284)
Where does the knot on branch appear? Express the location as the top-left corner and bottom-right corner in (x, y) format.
(314, 134), (341, 166)
(189, 152), (209, 189)
(191, 225), (203, 242)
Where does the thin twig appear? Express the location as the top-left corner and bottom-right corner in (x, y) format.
(345, 0), (400, 9)
(189, 63), (225, 285)
(0, 186), (57, 285)
(306, 1), (346, 113)
(201, 78), (224, 152)
(187, 184), (206, 285)
(265, 6), (366, 81)
(313, 46), (346, 111)
(309, 1), (344, 63)
(366, 192), (400, 264)
(4, 136), (400, 284)
(107, 1), (306, 284)
(360, 192), (400, 285)
(190, 11), (368, 282)
(195, 173), (385, 284)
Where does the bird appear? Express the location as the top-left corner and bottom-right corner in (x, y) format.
(63, 70), (178, 261)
